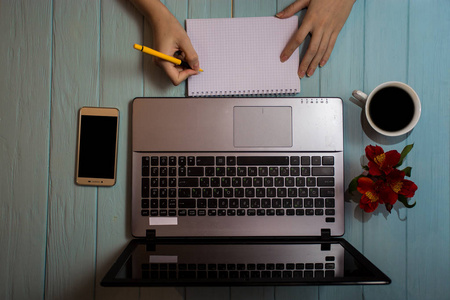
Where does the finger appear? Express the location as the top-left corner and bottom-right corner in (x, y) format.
(297, 29), (323, 77)
(179, 39), (200, 71)
(276, 0), (309, 18)
(319, 32), (338, 67)
(280, 25), (310, 62)
(306, 32), (332, 76)
(159, 61), (197, 86)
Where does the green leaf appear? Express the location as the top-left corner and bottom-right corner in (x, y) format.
(401, 166), (412, 177)
(396, 143), (414, 167)
(397, 194), (416, 208)
(348, 175), (364, 194)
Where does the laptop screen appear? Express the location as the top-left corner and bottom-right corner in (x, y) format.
(101, 238), (390, 286)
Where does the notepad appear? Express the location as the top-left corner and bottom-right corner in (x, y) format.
(186, 16), (300, 97)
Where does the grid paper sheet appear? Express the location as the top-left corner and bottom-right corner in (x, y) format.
(187, 17), (300, 97)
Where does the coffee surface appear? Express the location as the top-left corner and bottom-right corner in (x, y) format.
(369, 87), (415, 132)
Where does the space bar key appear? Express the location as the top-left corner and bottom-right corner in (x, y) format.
(237, 156), (290, 165)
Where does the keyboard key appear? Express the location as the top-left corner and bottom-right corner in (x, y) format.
(237, 156), (289, 166)
(322, 156), (334, 165)
(178, 156), (186, 166)
(216, 156), (226, 165)
(142, 199), (149, 208)
(151, 156), (159, 166)
(178, 199), (196, 208)
(169, 156), (177, 166)
(178, 188), (191, 198)
(208, 199), (217, 208)
(269, 167), (279, 176)
(187, 156), (195, 166)
(317, 177), (334, 186)
(188, 167), (204, 176)
(325, 198), (335, 208)
(142, 178), (149, 197)
(178, 178), (199, 187)
(312, 167), (334, 176)
(196, 156), (215, 166)
(301, 156), (310, 165)
(227, 156), (236, 165)
(290, 156), (300, 165)
(320, 188), (335, 197)
(312, 156), (321, 165)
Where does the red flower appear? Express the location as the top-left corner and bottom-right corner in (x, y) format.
(387, 169), (418, 198)
(357, 177), (398, 213)
(365, 145), (401, 176)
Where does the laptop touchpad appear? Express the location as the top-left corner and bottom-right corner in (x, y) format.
(234, 106), (292, 147)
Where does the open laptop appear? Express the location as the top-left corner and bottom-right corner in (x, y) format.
(101, 97), (390, 286)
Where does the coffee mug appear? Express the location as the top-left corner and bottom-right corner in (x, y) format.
(352, 81), (421, 137)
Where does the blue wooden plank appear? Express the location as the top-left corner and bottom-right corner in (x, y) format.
(142, 0), (188, 97)
(0, 1), (52, 299)
(95, 0), (143, 299)
(318, 0), (365, 298)
(406, 1), (450, 299)
(46, 1), (101, 299)
(362, 1), (409, 300)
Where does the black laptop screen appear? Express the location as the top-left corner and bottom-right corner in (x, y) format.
(101, 239), (390, 286)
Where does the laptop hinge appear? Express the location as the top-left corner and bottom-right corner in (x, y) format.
(321, 229), (331, 240)
(145, 229), (156, 251)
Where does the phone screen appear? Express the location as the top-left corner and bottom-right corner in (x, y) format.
(78, 115), (118, 179)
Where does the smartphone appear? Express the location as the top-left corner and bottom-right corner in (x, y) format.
(76, 107), (119, 186)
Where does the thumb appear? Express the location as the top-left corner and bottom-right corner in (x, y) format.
(179, 38), (200, 71)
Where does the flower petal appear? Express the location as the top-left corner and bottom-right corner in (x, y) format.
(382, 150), (401, 173)
(365, 145), (384, 162)
(398, 179), (418, 197)
(379, 184), (399, 205)
(359, 197), (379, 213)
(368, 161), (383, 176)
(357, 177), (375, 194)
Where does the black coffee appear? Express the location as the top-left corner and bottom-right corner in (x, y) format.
(368, 86), (415, 132)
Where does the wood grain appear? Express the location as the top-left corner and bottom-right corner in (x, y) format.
(46, 1), (100, 299)
(0, 1), (449, 300)
(0, 1), (52, 299)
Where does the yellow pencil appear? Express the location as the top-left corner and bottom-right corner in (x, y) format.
(133, 43), (203, 72)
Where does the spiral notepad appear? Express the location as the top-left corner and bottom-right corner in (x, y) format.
(186, 17), (300, 97)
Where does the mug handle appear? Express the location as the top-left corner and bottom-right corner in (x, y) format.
(352, 90), (368, 104)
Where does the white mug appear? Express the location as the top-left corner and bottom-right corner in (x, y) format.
(352, 81), (421, 137)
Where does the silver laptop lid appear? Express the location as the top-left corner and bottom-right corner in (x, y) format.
(132, 98), (344, 238)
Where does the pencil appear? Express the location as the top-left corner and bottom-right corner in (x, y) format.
(133, 44), (203, 72)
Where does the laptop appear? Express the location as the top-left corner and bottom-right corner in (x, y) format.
(101, 97), (391, 286)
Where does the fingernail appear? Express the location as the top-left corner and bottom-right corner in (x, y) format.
(307, 69), (314, 77)
(319, 60), (326, 67)
(280, 55), (288, 62)
(193, 63), (200, 70)
(299, 70), (306, 78)
(276, 11), (284, 18)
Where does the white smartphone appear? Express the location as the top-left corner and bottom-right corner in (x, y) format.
(75, 107), (119, 186)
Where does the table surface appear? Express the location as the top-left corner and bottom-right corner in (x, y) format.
(1, 0), (449, 299)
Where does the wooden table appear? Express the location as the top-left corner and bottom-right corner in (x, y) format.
(1, 1), (449, 299)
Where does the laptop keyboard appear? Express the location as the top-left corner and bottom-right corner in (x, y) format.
(141, 154), (336, 223)
(142, 259), (336, 280)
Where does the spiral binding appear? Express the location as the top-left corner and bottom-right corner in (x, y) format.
(189, 88), (300, 97)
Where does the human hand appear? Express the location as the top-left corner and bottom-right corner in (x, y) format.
(277, 0), (355, 78)
(130, 0), (200, 86)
